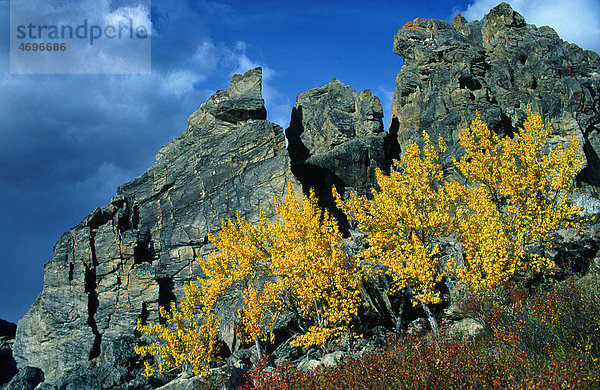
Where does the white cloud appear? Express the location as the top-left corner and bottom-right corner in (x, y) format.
(234, 41), (248, 52)
(10, 0), (153, 74)
(0, 33), (286, 192)
(160, 70), (206, 96)
(103, 3), (152, 35)
(460, 0), (600, 53)
(191, 41), (221, 73)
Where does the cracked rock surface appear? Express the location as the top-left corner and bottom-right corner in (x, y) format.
(286, 78), (397, 223)
(287, 79), (390, 196)
(391, 2), (600, 195)
(12, 67), (299, 385)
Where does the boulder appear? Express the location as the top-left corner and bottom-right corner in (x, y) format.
(447, 318), (485, 341)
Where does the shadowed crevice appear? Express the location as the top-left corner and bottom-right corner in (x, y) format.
(156, 278), (177, 325)
(85, 264), (102, 360)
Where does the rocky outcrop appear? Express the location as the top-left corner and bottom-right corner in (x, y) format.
(287, 79), (396, 199)
(286, 79), (397, 228)
(0, 319), (17, 386)
(13, 67), (300, 386)
(10, 3), (600, 389)
(391, 2), (600, 193)
(2, 366), (44, 390)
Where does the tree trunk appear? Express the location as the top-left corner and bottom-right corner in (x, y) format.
(421, 303), (438, 334)
(395, 288), (405, 332)
(254, 335), (263, 361)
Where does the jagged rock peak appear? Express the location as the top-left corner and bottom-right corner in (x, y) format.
(286, 78), (392, 199)
(394, 3), (533, 63)
(393, 18), (468, 63)
(188, 67), (267, 127)
(482, 2), (526, 27)
(391, 2), (600, 192)
(394, 2), (529, 63)
(288, 78), (384, 161)
(13, 66), (298, 386)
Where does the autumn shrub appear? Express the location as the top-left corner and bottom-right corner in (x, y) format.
(242, 336), (529, 389)
(336, 109), (583, 325)
(456, 274), (600, 387)
(447, 110), (583, 288)
(134, 285), (221, 377)
(332, 108), (583, 342)
(335, 131), (450, 308)
(243, 275), (600, 389)
(458, 275), (600, 361)
(240, 357), (320, 390)
(135, 186), (362, 377)
(136, 108), (588, 383)
(268, 188), (362, 350)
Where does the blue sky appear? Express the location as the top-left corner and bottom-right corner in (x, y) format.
(1, 0), (599, 323)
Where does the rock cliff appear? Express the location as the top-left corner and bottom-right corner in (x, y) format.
(286, 79), (397, 224)
(12, 67), (300, 387)
(391, 2), (600, 195)
(8, 3), (600, 389)
(287, 79), (392, 195)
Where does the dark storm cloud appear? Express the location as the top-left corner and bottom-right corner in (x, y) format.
(0, 0), (284, 322)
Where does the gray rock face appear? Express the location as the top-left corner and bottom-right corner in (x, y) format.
(3, 366), (43, 390)
(391, 2), (600, 191)
(287, 79), (392, 194)
(13, 67), (299, 385)
(286, 79), (396, 222)
(0, 319), (17, 385)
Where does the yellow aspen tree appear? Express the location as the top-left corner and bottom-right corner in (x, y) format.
(270, 186), (362, 350)
(136, 187), (363, 376)
(207, 188), (362, 352)
(135, 212), (279, 376)
(203, 212), (282, 360)
(448, 109), (584, 287)
(335, 132), (451, 331)
(134, 282), (220, 378)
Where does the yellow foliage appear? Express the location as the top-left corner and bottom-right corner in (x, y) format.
(135, 211), (279, 378)
(134, 296), (219, 378)
(448, 110), (584, 287)
(336, 109), (583, 299)
(205, 211), (281, 345)
(335, 132), (450, 305)
(135, 186), (362, 376)
(135, 107), (584, 378)
(270, 187), (362, 349)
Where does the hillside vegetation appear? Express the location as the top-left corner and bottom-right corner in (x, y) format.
(243, 274), (600, 389)
(134, 110), (600, 388)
